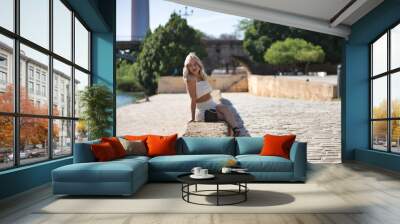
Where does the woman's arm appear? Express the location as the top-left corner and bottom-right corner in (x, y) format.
(185, 79), (197, 122)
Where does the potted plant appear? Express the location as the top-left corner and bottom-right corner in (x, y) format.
(79, 84), (113, 140)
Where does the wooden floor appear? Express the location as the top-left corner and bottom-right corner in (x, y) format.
(1, 162), (400, 224)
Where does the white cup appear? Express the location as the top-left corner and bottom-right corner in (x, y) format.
(191, 167), (202, 176)
(221, 167), (232, 174)
(200, 169), (208, 176)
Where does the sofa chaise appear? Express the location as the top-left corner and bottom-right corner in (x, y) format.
(52, 137), (307, 196)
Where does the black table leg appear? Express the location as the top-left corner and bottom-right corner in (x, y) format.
(181, 183), (183, 199)
(187, 184), (190, 202)
(217, 184), (219, 206)
(180, 182), (251, 206)
(245, 183), (247, 201)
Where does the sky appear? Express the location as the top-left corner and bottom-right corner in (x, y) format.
(117, 0), (245, 41)
(1, 0), (244, 69)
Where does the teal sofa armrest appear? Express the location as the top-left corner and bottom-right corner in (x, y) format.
(73, 140), (100, 163)
(289, 142), (307, 182)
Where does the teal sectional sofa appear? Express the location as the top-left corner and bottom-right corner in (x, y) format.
(52, 137), (307, 196)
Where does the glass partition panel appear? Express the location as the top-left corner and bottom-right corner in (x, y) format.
(20, 0), (49, 49)
(372, 121), (388, 151)
(74, 69), (89, 118)
(0, 0), (14, 32)
(0, 34), (14, 112)
(391, 72), (400, 118)
(391, 120), (400, 153)
(53, 119), (72, 157)
(372, 33), (387, 76)
(75, 120), (88, 143)
(391, 24), (400, 70)
(20, 44), (49, 115)
(0, 116), (14, 170)
(53, 0), (72, 60)
(74, 18), (89, 70)
(372, 76), (387, 119)
(53, 59), (72, 117)
(20, 117), (49, 165)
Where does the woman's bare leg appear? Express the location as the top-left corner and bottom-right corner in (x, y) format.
(216, 111), (233, 136)
(216, 104), (237, 128)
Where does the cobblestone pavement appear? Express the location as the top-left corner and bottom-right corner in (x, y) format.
(223, 93), (341, 163)
(117, 94), (191, 137)
(117, 93), (341, 163)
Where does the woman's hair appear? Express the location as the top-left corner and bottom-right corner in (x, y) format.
(183, 52), (208, 81)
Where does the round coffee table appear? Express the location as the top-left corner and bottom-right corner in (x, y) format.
(177, 173), (255, 206)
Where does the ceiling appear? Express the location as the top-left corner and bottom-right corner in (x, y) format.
(226, 0), (352, 22)
(167, 0), (384, 38)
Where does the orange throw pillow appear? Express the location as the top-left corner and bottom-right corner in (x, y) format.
(260, 134), (296, 159)
(146, 134), (178, 157)
(101, 137), (126, 158)
(91, 142), (117, 161)
(124, 135), (149, 141)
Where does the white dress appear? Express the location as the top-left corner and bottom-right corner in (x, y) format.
(195, 81), (217, 121)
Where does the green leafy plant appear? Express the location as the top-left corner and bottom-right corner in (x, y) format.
(79, 84), (113, 140)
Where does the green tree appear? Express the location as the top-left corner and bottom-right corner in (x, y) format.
(116, 60), (142, 92)
(372, 100), (387, 119)
(134, 13), (207, 95)
(240, 20), (343, 64)
(391, 100), (400, 143)
(371, 99), (400, 145)
(242, 21), (273, 63)
(264, 38), (325, 75)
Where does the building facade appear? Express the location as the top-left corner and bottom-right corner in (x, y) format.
(0, 41), (76, 158)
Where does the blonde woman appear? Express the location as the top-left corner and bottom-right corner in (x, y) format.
(183, 52), (240, 136)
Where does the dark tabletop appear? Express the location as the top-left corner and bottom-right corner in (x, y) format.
(177, 172), (255, 185)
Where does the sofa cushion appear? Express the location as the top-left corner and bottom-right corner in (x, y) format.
(149, 154), (235, 172)
(53, 159), (147, 183)
(147, 134), (178, 157)
(260, 134), (296, 159)
(118, 138), (147, 156)
(101, 137), (127, 158)
(177, 137), (235, 155)
(115, 155), (150, 163)
(236, 155), (293, 172)
(124, 135), (149, 142)
(235, 137), (263, 155)
(91, 142), (118, 161)
(53, 163), (132, 183)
